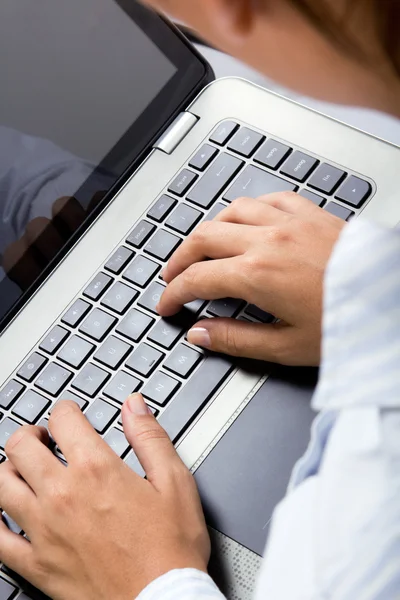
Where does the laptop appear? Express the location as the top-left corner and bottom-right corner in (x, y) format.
(0, 1), (399, 599)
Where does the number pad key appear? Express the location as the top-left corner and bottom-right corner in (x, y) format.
(85, 399), (118, 434)
(0, 418), (21, 450)
(116, 309), (154, 343)
(123, 256), (160, 288)
(126, 220), (156, 249)
(17, 352), (47, 382)
(144, 229), (181, 262)
(39, 326), (69, 355)
(104, 372), (142, 404)
(35, 363), (73, 396)
(164, 344), (202, 378)
(103, 428), (130, 458)
(137, 282), (165, 315)
(79, 308), (117, 342)
(142, 372), (180, 407)
(166, 204), (203, 235)
(62, 299), (91, 328)
(83, 273), (113, 301)
(126, 343), (164, 377)
(13, 390), (51, 424)
(147, 195), (177, 222)
(0, 380), (25, 410)
(58, 335), (95, 369)
(71, 363), (110, 397)
(101, 282), (138, 315)
(104, 246), (134, 274)
(94, 336), (132, 370)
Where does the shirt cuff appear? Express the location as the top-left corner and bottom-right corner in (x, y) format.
(136, 569), (226, 600)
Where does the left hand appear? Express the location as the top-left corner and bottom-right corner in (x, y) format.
(0, 395), (210, 600)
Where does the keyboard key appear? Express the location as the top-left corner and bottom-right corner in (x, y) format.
(148, 314), (193, 350)
(85, 399), (118, 434)
(0, 577), (17, 600)
(126, 220), (156, 249)
(79, 308), (117, 342)
(187, 153), (244, 209)
(147, 195), (177, 223)
(298, 189), (325, 206)
(83, 272), (113, 301)
(35, 363), (73, 396)
(39, 326), (69, 355)
(125, 451), (145, 477)
(168, 169), (198, 197)
(52, 392), (88, 411)
(185, 299), (207, 315)
(62, 299), (91, 328)
(205, 202), (227, 221)
(324, 202), (354, 221)
(244, 305), (274, 323)
(2, 513), (22, 535)
(123, 255), (160, 288)
(137, 282), (166, 315)
(166, 204), (203, 235)
(164, 344), (202, 378)
(189, 144), (218, 171)
(254, 139), (292, 170)
(335, 175), (372, 208)
(159, 355), (234, 443)
(13, 390), (51, 424)
(0, 419), (21, 450)
(126, 343), (164, 377)
(0, 454), (5, 463)
(103, 428), (130, 458)
(104, 372), (142, 404)
(144, 229), (181, 261)
(94, 336), (132, 370)
(101, 282), (138, 315)
(116, 308), (154, 342)
(142, 372), (180, 407)
(308, 163), (346, 194)
(71, 363), (110, 398)
(223, 165), (297, 202)
(207, 298), (244, 319)
(104, 246), (134, 275)
(209, 121), (239, 146)
(0, 380), (25, 410)
(280, 151), (319, 183)
(17, 353), (47, 382)
(57, 335), (95, 369)
(227, 127), (264, 158)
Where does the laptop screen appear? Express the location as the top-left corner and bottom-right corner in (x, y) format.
(0, 0), (207, 329)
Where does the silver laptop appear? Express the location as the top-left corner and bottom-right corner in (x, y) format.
(1, 1), (399, 599)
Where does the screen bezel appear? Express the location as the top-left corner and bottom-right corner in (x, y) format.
(0, 1), (213, 333)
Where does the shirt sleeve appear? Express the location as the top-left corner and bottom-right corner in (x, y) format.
(136, 569), (226, 600)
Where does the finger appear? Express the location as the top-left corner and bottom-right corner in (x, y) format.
(0, 520), (34, 579)
(162, 221), (253, 283)
(157, 257), (244, 317)
(121, 394), (185, 488)
(25, 217), (65, 263)
(257, 191), (323, 217)
(52, 196), (86, 233)
(0, 461), (37, 534)
(5, 425), (62, 495)
(215, 196), (293, 226)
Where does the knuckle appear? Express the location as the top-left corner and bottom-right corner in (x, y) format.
(230, 196), (248, 212)
(134, 423), (170, 446)
(47, 481), (72, 507)
(264, 225), (291, 244)
(182, 263), (200, 287)
(190, 220), (213, 244)
(242, 252), (265, 274)
(223, 324), (242, 357)
(5, 425), (33, 454)
(49, 399), (79, 423)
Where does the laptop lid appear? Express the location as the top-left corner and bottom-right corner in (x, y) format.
(0, 0), (212, 333)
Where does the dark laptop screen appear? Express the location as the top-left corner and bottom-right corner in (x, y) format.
(0, 0), (207, 328)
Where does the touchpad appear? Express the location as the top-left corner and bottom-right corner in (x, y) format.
(194, 366), (317, 556)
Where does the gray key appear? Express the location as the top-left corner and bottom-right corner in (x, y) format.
(308, 163), (346, 194)
(13, 390), (51, 424)
(71, 363), (110, 397)
(17, 352), (47, 382)
(35, 363), (73, 396)
(58, 335), (95, 369)
(104, 246), (134, 275)
(126, 220), (156, 248)
(101, 282), (138, 315)
(204, 202), (227, 221)
(0, 380), (25, 410)
(209, 121), (239, 146)
(62, 299), (91, 328)
(223, 165), (296, 202)
(187, 153), (244, 209)
(39, 326), (69, 355)
(164, 344), (202, 378)
(125, 451), (145, 478)
(79, 308), (117, 342)
(147, 195), (177, 222)
(335, 175), (372, 208)
(168, 169), (198, 197)
(104, 371), (142, 404)
(123, 255), (160, 288)
(227, 127), (264, 158)
(298, 189), (325, 207)
(144, 229), (181, 262)
(116, 309), (154, 342)
(189, 144), (218, 171)
(0, 454), (5, 463)
(142, 372), (180, 406)
(104, 428), (130, 458)
(280, 151), (319, 183)
(52, 392), (88, 411)
(83, 272), (113, 301)
(207, 298), (243, 318)
(2, 513), (22, 535)
(244, 304), (274, 323)
(185, 299), (207, 315)
(126, 343), (164, 377)
(324, 202), (354, 221)
(0, 418), (21, 450)
(0, 577), (17, 600)
(137, 282), (166, 315)
(166, 204), (203, 235)
(254, 139), (292, 170)
(148, 318), (186, 350)
(94, 336), (132, 370)
(85, 399), (118, 434)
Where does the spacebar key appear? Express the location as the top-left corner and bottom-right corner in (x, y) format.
(159, 356), (234, 443)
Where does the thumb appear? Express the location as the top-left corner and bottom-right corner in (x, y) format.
(121, 393), (184, 485)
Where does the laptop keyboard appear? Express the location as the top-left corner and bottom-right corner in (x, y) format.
(0, 119), (373, 597)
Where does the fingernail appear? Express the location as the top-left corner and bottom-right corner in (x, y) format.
(127, 394), (149, 416)
(187, 327), (211, 348)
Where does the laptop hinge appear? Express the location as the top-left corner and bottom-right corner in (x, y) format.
(153, 111), (198, 154)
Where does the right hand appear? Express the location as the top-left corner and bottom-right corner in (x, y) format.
(158, 192), (346, 366)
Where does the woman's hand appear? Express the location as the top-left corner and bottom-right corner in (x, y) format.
(0, 396), (210, 600)
(158, 192), (346, 366)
